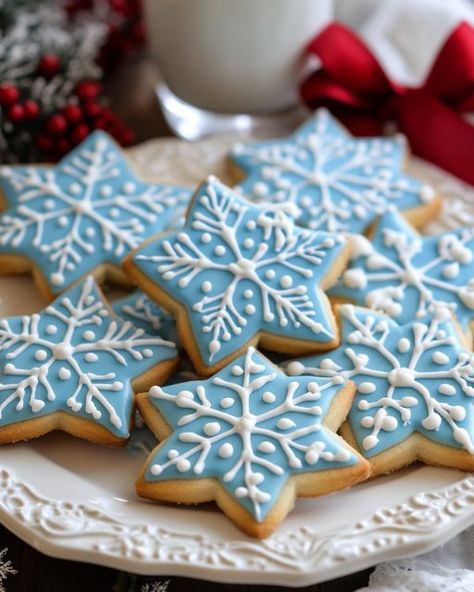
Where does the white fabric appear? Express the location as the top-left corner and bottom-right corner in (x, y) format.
(336, 0), (474, 85)
(355, 526), (474, 591)
(335, 1), (474, 589)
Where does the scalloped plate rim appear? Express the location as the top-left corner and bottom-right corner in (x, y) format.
(0, 465), (472, 586)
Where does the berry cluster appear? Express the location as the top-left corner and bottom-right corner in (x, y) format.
(66, 0), (145, 72)
(0, 83), (39, 123)
(36, 80), (135, 160)
(0, 2), (139, 163)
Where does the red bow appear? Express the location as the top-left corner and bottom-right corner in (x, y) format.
(300, 22), (474, 185)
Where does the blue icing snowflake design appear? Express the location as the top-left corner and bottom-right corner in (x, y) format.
(0, 277), (177, 440)
(286, 305), (474, 458)
(112, 291), (178, 345)
(132, 177), (346, 367)
(230, 108), (435, 233)
(143, 347), (357, 521)
(0, 131), (192, 295)
(330, 209), (474, 330)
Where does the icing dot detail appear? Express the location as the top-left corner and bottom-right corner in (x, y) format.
(257, 441), (275, 454)
(432, 351), (449, 365)
(220, 397), (234, 408)
(397, 338), (410, 353)
(203, 422), (220, 436)
(277, 417), (295, 430)
(280, 275), (293, 288)
(243, 238), (254, 249)
(439, 383), (456, 396)
(218, 443), (234, 458)
(58, 367), (71, 380)
(34, 349), (48, 361)
(262, 391), (276, 403)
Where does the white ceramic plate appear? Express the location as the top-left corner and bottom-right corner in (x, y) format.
(0, 137), (473, 587)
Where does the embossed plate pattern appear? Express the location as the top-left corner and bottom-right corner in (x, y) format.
(0, 137), (472, 587)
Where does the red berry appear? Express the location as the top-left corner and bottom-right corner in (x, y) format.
(93, 117), (108, 130)
(35, 134), (53, 153)
(47, 114), (68, 135)
(62, 104), (82, 124)
(132, 22), (146, 44)
(109, 0), (128, 14)
(7, 104), (24, 122)
(121, 128), (135, 145)
(71, 123), (89, 144)
(57, 137), (71, 154)
(0, 83), (19, 106)
(38, 54), (60, 77)
(23, 100), (40, 119)
(75, 80), (102, 101)
(83, 101), (102, 120)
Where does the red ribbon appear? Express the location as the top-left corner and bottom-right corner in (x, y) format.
(300, 22), (474, 185)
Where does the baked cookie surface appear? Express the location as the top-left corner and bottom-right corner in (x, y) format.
(0, 276), (178, 446)
(230, 109), (440, 234)
(286, 305), (474, 475)
(136, 347), (369, 538)
(125, 177), (348, 375)
(0, 131), (192, 299)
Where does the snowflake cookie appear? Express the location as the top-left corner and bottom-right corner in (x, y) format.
(230, 108), (440, 234)
(0, 276), (178, 446)
(0, 131), (192, 300)
(330, 209), (474, 333)
(112, 290), (178, 345)
(125, 177), (349, 376)
(136, 347), (369, 538)
(286, 305), (474, 475)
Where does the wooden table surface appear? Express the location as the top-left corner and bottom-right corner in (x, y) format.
(0, 57), (373, 591)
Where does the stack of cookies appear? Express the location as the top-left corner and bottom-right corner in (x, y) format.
(0, 109), (472, 539)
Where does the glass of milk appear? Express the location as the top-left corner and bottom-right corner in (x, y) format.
(144, 0), (332, 139)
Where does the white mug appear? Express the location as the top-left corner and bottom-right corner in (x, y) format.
(144, 0), (332, 114)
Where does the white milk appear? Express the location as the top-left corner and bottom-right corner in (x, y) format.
(144, 0), (332, 114)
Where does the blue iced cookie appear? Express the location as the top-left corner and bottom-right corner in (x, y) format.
(230, 109), (440, 234)
(0, 131), (192, 299)
(286, 305), (474, 475)
(0, 276), (178, 446)
(330, 209), (474, 335)
(125, 177), (349, 376)
(136, 347), (369, 538)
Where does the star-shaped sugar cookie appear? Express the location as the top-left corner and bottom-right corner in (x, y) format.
(286, 305), (474, 475)
(0, 276), (178, 446)
(0, 131), (192, 300)
(125, 177), (348, 376)
(330, 209), (474, 334)
(136, 347), (369, 538)
(230, 109), (440, 234)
